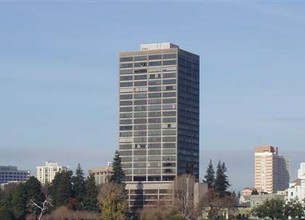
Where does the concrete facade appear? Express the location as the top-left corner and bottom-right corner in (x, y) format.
(88, 163), (113, 185)
(254, 146), (289, 193)
(36, 161), (68, 184)
(287, 162), (305, 202)
(119, 43), (200, 207)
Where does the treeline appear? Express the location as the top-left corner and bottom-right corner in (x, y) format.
(0, 150), (128, 220)
(0, 164), (99, 219)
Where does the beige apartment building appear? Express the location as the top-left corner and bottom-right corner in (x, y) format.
(36, 161), (68, 184)
(254, 146), (289, 193)
(88, 163), (113, 185)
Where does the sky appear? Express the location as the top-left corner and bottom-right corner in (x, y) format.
(1, 1), (305, 191)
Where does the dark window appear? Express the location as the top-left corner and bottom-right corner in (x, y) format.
(149, 54), (162, 60)
(120, 57), (133, 62)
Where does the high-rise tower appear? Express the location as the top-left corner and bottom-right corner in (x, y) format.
(119, 43), (200, 207)
(254, 146), (289, 193)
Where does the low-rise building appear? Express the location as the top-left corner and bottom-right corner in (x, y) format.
(0, 166), (30, 184)
(88, 162), (113, 185)
(287, 162), (305, 202)
(36, 161), (68, 184)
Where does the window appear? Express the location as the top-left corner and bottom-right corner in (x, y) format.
(135, 55), (147, 61)
(149, 61), (162, 66)
(149, 54), (162, 60)
(120, 82), (133, 87)
(163, 53), (176, 59)
(120, 63), (133, 68)
(163, 60), (176, 66)
(134, 62), (147, 67)
(135, 81), (147, 86)
(120, 57), (133, 62)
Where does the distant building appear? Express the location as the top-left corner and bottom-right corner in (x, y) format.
(250, 193), (285, 209)
(287, 162), (305, 202)
(36, 161), (68, 184)
(254, 146), (289, 193)
(88, 162), (113, 185)
(0, 166), (30, 184)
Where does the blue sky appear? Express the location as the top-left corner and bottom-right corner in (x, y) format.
(1, 2), (305, 191)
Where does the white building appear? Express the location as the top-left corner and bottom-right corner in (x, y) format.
(287, 162), (305, 202)
(36, 161), (68, 184)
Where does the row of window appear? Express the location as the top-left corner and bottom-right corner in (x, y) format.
(120, 92), (176, 100)
(120, 66), (176, 75)
(120, 111), (176, 119)
(121, 155), (176, 160)
(120, 53), (177, 62)
(120, 143), (175, 150)
(120, 72), (176, 81)
(120, 104), (176, 112)
(120, 149), (176, 156)
(120, 79), (176, 87)
(120, 98), (176, 106)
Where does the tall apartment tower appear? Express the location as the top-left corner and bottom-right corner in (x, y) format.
(254, 146), (289, 193)
(36, 161), (68, 184)
(119, 43), (200, 207)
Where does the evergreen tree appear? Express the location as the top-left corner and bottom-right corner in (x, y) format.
(214, 161), (230, 197)
(49, 170), (73, 207)
(203, 159), (215, 189)
(83, 174), (99, 211)
(72, 164), (86, 210)
(111, 150), (125, 184)
(24, 177), (44, 215)
(11, 184), (27, 220)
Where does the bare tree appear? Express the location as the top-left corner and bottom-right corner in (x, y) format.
(28, 196), (53, 220)
(174, 174), (199, 219)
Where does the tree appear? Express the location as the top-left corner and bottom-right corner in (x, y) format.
(71, 164), (86, 210)
(11, 184), (27, 219)
(49, 170), (73, 207)
(173, 174), (199, 219)
(214, 161), (230, 197)
(252, 199), (284, 220)
(83, 174), (99, 211)
(99, 182), (128, 220)
(203, 159), (215, 189)
(28, 196), (53, 220)
(24, 177), (44, 216)
(110, 150), (125, 184)
(284, 199), (304, 219)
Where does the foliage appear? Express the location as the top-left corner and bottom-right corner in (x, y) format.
(252, 199), (284, 219)
(214, 161), (230, 197)
(71, 164), (86, 210)
(49, 170), (73, 207)
(11, 184), (27, 219)
(140, 204), (181, 220)
(203, 159), (215, 189)
(44, 206), (99, 220)
(252, 198), (305, 220)
(110, 150), (125, 184)
(83, 174), (99, 211)
(284, 198), (304, 219)
(99, 182), (128, 220)
(200, 189), (238, 220)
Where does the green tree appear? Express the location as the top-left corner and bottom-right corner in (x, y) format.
(83, 174), (99, 211)
(24, 177), (44, 215)
(214, 161), (230, 197)
(252, 199), (284, 220)
(72, 164), (86, 210)
(203, 159), (215, 189)
(99, 182), (128, 220)
(49, 170), (73, 207)
(110, 150), (125, 184)
(11, 184), (27, 219)
(284, 199), (304, 219)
